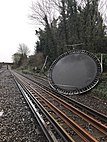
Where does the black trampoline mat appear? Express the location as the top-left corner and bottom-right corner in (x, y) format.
(52, 53), (97, 90)
(49, 50), (101, 94)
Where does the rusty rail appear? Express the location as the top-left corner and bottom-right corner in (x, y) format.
(12, 71), (107, 142)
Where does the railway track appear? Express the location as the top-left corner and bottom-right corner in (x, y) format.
(18, 71), (107, 123)
(0, 68), (6, 74)
(12, 71), (107, 142)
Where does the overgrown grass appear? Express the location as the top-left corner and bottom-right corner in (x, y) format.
(91, 72), (107, 100)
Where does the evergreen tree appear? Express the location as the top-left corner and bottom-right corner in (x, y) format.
(79, 0), (105, 52)
(33, 0), (106, 63)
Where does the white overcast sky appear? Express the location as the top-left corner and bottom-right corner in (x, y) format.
(0, 0), (37, 62)
(0, 0), (106, 62)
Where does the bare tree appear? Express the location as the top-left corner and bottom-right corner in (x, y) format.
(30, 0), (59, 59)
(18, 43), (30, 56)
(30, 0), (58, 26)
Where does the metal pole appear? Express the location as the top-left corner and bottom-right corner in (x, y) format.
(101, 53), (103, 73)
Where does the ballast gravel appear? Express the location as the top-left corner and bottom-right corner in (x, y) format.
(0, 69), (47, 142)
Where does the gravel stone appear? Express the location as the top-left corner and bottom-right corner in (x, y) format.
(0, 69), (47, 142)
(71, 93), (107, 115)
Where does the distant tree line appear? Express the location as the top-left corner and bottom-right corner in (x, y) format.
(12, 43), (44, 72)
(12, 43), (29, 69)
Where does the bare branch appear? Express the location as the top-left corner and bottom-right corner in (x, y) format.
(18, 43), (30, 56)
(30, 0), (59, 26)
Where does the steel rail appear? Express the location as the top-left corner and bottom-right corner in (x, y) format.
(25, 87), (75, 142)
(13, 72), (99, 142)
(14, 71), (107, 136)
(0, 69), (6, 74)
(58, 93), (107, 122)
(30, 88), (98, 142)
(14, 79), (57, 142)
(31, 81), (107, 136)
(17, 71), (107, 122)
(13, 72), (75, 142)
